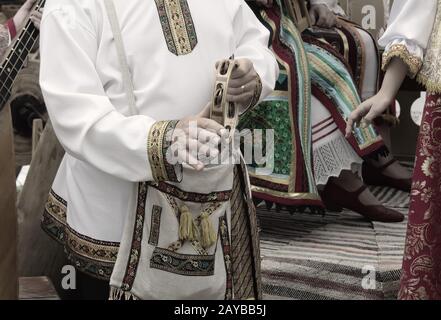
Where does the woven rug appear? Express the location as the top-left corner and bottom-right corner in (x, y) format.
(260, 186), (409, 300)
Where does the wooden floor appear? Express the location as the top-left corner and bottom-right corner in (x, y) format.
(19, 277), (59, 300)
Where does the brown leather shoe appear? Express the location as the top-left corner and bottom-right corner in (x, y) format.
(321, 183), (405, 223)
(363, 160), (412, 192)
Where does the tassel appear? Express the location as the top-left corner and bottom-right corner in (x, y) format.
(199, 212), (217, 249)
(109, 287), (139, 300)
(179, 205), (197, 241)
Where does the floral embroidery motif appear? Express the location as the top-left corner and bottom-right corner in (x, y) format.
(150, 247), (215, 276)
(399, 93), (441, 300)
(148, 205), (162, 246)
(154, 0), (198, 56)
(382, 44), (423, 79)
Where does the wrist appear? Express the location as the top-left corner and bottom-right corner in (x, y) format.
(377, 87), (396, 104)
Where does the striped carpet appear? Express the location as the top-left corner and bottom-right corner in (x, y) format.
(260, 186), (409, 300)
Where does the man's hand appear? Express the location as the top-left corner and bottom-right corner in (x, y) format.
(173, 104), (226, 171)
(30, 9), (43, 30)
(309, 4), (338, 28)
(345, 93), (392, 138)
(13, 0), (41, 31)
(223, 58), (260, 108)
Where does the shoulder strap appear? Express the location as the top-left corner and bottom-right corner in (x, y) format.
(103, 0), (137, 116)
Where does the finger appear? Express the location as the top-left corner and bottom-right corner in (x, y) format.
(344, 106), (368, 137)
(345, 111), (363, 137)
(179, 149), (204, 171)
(364, 109), (382, 124)
(30, 17), (40, 29)
(316, 15), (328, 27)
(345, 117), (355, 138)
(197, 118), (225, 134)
(231, 59), (252, 79)
(198, 143), (219, 161)
(227, 91), (253, 104)
(198, 128), (221, 145)
(228, 73), (256, 88)
(227, 80), (255, 96)
(31, 12), (43, 20)
(227, 87), (251, 97)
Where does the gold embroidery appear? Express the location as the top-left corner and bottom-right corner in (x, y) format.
(148, 121), (169, 182)
(418, 0), (441, 93)
(42, 189), (119, 280)
(382, 44), (423, 79)
(147, 120), (181, 182)
(154, 0), (198, 56)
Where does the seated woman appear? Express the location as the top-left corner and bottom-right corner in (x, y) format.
(0, 0), (42, 56)
(308, 0), (412, 189)
(242, 0), (408, 222)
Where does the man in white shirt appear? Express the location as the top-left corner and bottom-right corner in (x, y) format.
(39, 0), (278, 300)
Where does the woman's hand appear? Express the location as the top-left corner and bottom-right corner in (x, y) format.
(345, 57), (409, 137)
(345, 93), (393, 137)
(309, 4), (339, 28)
(223, 58), (261, 108)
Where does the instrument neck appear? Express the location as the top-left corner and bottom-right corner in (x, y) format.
(0, 0), (46, 111)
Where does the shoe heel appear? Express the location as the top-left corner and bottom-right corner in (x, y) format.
(319, 191), (343, 212)
(325, 202), (343, 213)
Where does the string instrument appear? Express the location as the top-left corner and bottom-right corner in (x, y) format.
(0, 0), (45, 113)
(210, 59), (238, 141)
(285, 0), (312, 32)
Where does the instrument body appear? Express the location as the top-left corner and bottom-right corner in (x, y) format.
(210, 59), (238, 140)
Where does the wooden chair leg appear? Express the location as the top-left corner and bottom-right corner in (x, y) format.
(0, 106), (18, 300)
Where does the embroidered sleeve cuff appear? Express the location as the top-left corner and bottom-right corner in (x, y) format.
(382, 43), (423, 79)
(148, 120), (183, 183)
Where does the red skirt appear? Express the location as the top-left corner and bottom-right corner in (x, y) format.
(399, 93), (441, 300)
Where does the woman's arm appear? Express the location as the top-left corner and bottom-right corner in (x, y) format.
(345, 58), (408, 137)
(345, 0), (437, 136)
(379, 0), (437, 78)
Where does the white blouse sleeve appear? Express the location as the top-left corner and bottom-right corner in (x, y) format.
(40, 7), (181, 183)
(233, 1), (279, 112)
(309, 0), (346, 16)
(379, 0), (437, 78)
